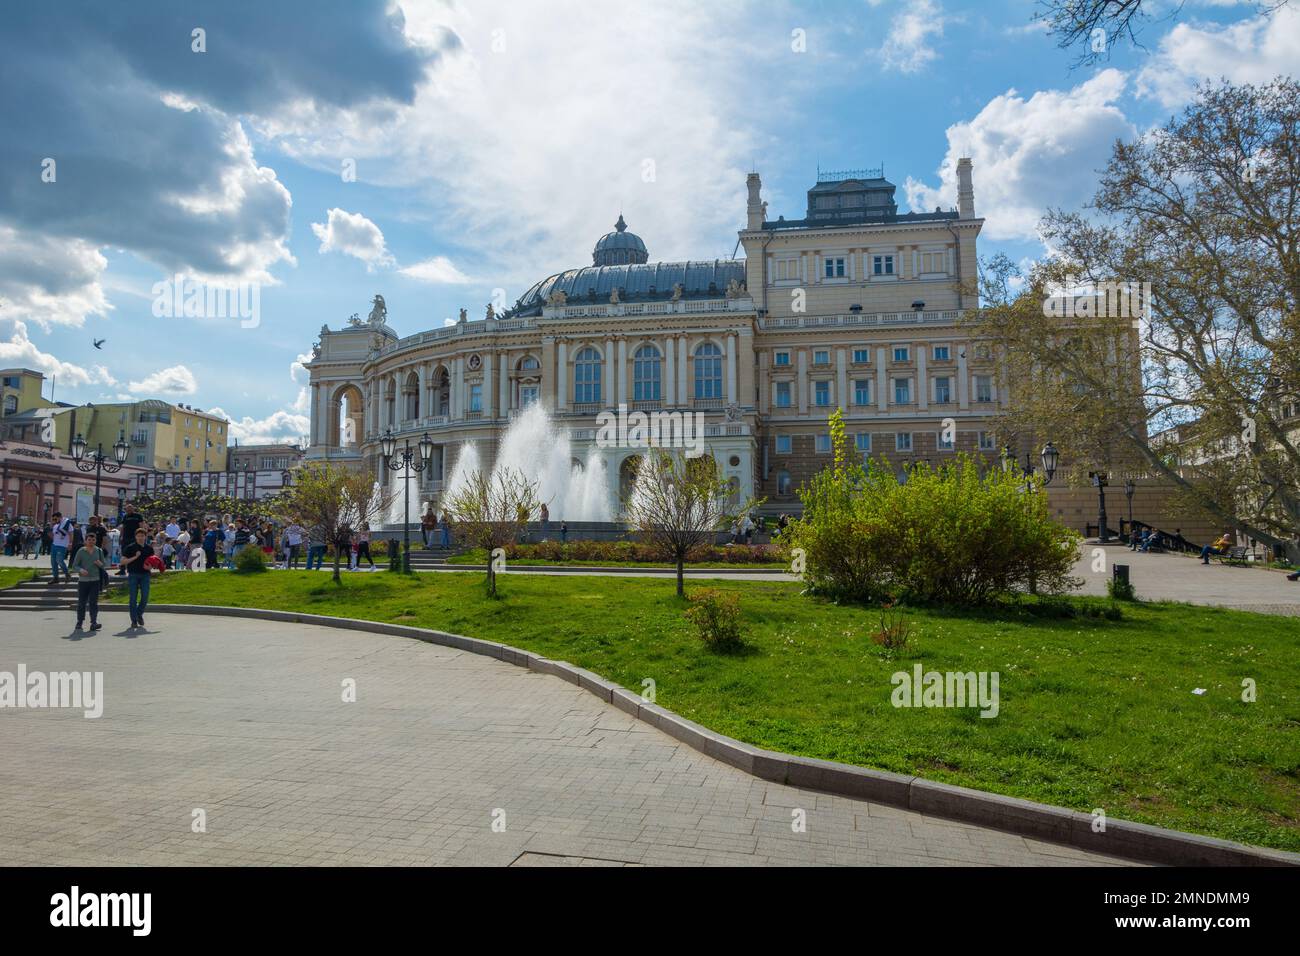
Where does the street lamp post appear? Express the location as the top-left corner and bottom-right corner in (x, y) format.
(71, 431), (130, 516)
(1002, 442), (1058, 488)
(1124, 478), (1135, 534)
(1090, 471), (1111, 543)
(381, 428), (434, 573)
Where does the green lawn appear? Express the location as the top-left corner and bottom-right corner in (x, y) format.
(447, 548), (784, 570)
(0, 566), (40, 590)
(112, 569), (1300, 851)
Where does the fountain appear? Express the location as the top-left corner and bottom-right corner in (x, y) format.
(444, 403), (612, 520)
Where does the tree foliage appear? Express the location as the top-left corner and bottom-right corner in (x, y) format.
(444, 467), (540, 597)
(273, 461), (393, 583)
(975, 78), (1300, 557)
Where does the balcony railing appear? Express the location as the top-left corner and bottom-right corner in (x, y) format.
(759, 309), (965, 330)
(693, 397), (725, 409)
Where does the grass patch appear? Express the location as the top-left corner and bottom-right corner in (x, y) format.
(0, 566), (40, 590)
(114, 570), (1300, 851)
(446, 548), (784, 570)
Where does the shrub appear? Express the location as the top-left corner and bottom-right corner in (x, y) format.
(872, 603), (913, 652)
(234, 545), (268, 574)
(684, 588), (744, 651)
(788, 411), (1081, 606)
(1107, 576), (1137, 601)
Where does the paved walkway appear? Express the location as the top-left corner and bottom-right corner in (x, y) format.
(0, 609), (1133, 866)
(1071, 544), (1300, 615)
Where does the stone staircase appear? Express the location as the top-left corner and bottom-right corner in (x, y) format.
(0, 572), (126, 612)
(393, 543), (461, 570)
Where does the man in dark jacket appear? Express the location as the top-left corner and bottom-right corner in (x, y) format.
(117, 504), (143, 575)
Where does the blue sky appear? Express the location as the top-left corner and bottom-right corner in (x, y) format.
(1, 0), (1295, 443)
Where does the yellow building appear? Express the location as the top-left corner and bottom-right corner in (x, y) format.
(53, 400), (230, 472)
(0, 368), (57, 417)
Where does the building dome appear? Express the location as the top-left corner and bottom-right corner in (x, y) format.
(592, 215), (648, 266)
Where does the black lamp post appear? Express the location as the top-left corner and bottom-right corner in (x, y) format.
(1002, 442), (1058, 488)
(381, 428), (434, 573)
(71, 431), (130, 516)
(1091, 471), (1111, 543)
(1124, 478), (1135, 531)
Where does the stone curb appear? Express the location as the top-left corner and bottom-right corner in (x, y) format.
(94, 602), (1300, 868)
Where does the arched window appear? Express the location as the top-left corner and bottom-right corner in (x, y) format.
(694, 342), (723, 399)
(777, 470), (792, 496)
(633, 345), (661, 402)
(574, 347), (602, 404)
(404, 371), (419, 421)
(518, 356), (540, 371)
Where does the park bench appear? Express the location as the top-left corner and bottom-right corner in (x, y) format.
(1215, 546), (1249, 566)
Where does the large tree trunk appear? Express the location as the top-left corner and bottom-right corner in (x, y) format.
(332, 551), (341, 584)
(676, 556), (684, 597)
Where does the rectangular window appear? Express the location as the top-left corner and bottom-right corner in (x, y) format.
(932, 345), (950, 361)
(975, 375), (993, 403)
(852, 348), (870, 364)
(893, 346), (910, 362)
(774, 351), (790, 367)
(814, 381), (831, 407)
(921, 251), (947, 274)
(774, 259), (800, 281)
(183, 437), (190, 448)
(873, 254), (895, 276)
(895, 433), (912, 452)
(775, 435), (792, 454)
(934, 377), (951, 404)
(854, 380), (871, 405)
(816, 434), (832, 453)
(893, 378), (911, 404)
(855, 433), (871, 453)
(937, 431), (954, 451)
(469, 384), (482, 412)
(823, 257), (845, 278)
(978, 431), (996, 451)
(813, 350), (829, 366)
(775, 381), (792, 408)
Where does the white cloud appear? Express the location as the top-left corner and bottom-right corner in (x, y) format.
(310, 207), (394, 270)
(399, 255), (472, 284)
(263, 0), (769, 296)
(905, 70), (1135, 241)
(1136, 6), (1300, 108)
(0, 227), (112, 329)
(876, 0), (947, 74)
(127, 364), (198, 396)
(0, 319), (115, 387)
(209, 406), (311, 446)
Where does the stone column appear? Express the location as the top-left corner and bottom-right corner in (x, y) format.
(917, 346), (928, 410)
(310, 383), (320, 444)
(725, 333), (737, 403)
(664, 336), (675, 404)
(418, 363), (427, 422)
(451, 359), (462, 420)
(482, 351), (494, 419)
(556, 340), (568, 410)
(797, 350), (808, 415)
(738, 328), (755, 409)
(604, 338), (615, 407)
(617, 338), (628, 405)
(876, 347), (888, 412)
(757, 351), (769, 413)
(677, 336), (688, 405)
(957, 345), (969, 409)
(836, 348), (847, 412)
(499, 353), (509, 415)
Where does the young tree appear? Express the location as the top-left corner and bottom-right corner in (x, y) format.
(276, 461), (393, 583)
(623, 451), (751, 597)
(444, 467), (539, 597)
(976, 78), (1300, 559)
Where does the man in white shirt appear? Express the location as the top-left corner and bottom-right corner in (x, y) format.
(49, 511), (73, 584)
(165, 517), (182, 539)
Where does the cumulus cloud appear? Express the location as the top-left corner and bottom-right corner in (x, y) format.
(209, 406), (311, 446)
(0, 227), (112, 329)
(876, 0), (947, 74)
(905, 70), (1135, 241)
(127, 364), (198, 396)
(0, 319), (115, 387)
(262, 0), (770, 297)
(0, 1), (433, 321)
(311, 208), (394, 270)
(399, 255), (472, 284)
(1136, 6), (1300, 108)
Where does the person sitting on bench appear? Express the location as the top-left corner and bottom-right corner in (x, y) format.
(1200, 531), (1234, 565)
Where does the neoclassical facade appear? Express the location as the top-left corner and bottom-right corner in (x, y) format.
(305, 159), (1002, 518)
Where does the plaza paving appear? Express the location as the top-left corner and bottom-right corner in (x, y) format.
(0, 609), (1135, 867)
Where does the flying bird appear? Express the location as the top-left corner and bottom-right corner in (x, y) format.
(92, 338), (105, 349)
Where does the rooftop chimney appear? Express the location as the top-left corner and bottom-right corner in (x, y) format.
(957, 157), (974, 218)
(746, 172), (764, 230)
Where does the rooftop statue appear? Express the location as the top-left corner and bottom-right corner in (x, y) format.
(609, 287), (620, 304)
(367, 294), (387, 326)
(485, 303), (496, 321)
(670, 282), (684, 302)
(459, 307), (468, 323)
(546, 289), (568, 307)
(347, 312), (363, 328)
